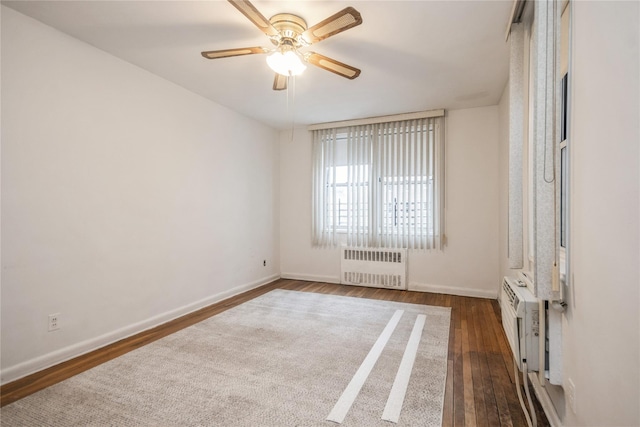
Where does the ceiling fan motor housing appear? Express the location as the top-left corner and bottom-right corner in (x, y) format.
(269, 13), (307, 45)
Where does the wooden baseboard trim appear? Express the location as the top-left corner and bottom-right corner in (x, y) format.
(0, 276), (283, 407)
(280, 272), (341, 284)
(409, 281), (499, 299)
(2, 274), (281, 386)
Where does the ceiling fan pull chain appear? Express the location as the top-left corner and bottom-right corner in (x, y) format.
(282, 74), (296, 142)
(286, 75), (290, 112)
(292, 75), (296, 132)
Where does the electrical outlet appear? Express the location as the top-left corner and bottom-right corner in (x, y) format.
(567, 378), (576, 414)
(48, 313), (60, 332)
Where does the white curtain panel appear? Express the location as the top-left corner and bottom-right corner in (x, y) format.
(312, 117), (444, 250)
(508, 22), (525, 269)
(311, 127), (339, 247)
(532, 0), (561, 301)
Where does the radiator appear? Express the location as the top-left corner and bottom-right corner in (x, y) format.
(340, 247), (408, 290)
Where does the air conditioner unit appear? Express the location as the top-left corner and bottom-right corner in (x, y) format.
(501, 276), (540, 372)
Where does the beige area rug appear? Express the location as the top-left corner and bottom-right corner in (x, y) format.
(1, 289), (451, 426)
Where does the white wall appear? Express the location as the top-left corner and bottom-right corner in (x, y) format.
(279, 128), (340, 284)
(1, 7), (280, 383)
(561, 1), (639, 425)
(280, 106), (501, 298)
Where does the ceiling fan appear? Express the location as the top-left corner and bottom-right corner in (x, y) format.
(201, 0), (363, 91)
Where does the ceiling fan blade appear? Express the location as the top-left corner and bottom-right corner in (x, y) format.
(227, 0), (279, 38)
(305, 52), (361, 79)
(273, 73), (287, 91)
(301, 7), (362, 45)
(201, 47), (267, 59)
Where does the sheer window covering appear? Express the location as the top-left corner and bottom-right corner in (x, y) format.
(312, 116), (445, 250)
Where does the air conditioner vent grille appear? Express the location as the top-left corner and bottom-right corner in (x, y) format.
(502, 279), (519, 310)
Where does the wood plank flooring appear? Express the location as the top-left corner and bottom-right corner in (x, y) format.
(1, 279), (550, 426)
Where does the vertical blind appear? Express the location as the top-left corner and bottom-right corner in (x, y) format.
(311, 116), (445, 250)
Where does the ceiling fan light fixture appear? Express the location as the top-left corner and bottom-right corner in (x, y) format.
(266, 48), (307, 76)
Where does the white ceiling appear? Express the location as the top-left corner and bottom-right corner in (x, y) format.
(3, 0), (511, 130)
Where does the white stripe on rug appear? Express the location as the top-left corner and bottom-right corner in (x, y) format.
(326, 309), (404, 424)
(381, 314), (427, 423)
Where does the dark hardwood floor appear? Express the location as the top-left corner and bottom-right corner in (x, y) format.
(1, 279), (549, 426)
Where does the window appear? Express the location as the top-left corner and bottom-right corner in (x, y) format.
(560, 73), (568, 248)
(380, 174), (434, 235)
(325, 164), (434, 235)
(559, 0), (570, 287)
(326, 164), (369, 231)
(311, 116), (444, 250)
